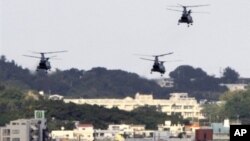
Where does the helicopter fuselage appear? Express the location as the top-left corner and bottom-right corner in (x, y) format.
(178, 9), (193, 26)
(179, 15), (193, 24)
(37, 60), (51, 71)
(151, 62), (165, 74)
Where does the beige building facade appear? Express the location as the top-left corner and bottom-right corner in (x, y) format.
(64, 93), (204, 119)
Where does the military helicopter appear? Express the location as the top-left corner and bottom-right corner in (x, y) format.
(167, 4), (209, 27)
(137, 52), (174, 76)
(23, 51), (67, 73)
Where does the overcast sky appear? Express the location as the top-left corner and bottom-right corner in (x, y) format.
(1, 0), (250, 79)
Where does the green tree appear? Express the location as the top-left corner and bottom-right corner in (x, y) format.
(202, 103), (226, 123)
(221, 67), (239, 83)
(169, 65), (222, 92)
(221, 89), (250, 124)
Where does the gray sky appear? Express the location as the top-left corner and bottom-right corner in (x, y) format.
(1, 0), (250, 79)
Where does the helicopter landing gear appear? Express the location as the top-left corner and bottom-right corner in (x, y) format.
(150, 71), (152, 74)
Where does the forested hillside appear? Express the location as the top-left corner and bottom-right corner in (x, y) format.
(0, 55), (239, 100)
(0, 55), (170, 98)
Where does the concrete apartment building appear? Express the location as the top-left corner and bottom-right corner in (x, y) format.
(64, 92), (204, 119)
(0, 118), (47, 141)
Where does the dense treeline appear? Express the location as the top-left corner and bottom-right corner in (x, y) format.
(202, 88), (250, 124)
(0, 55), (241, 100)
(0, 86), (184, 130)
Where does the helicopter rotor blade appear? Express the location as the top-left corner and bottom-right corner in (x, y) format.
(191, 11), (210, 14)
(166, 8), (183, 12)
(153, 52), (174, 57)
(32, 50), (68, 54)
(135, 52), (173, 57)
(168, 4), (210, 8)
(51, 58), (61, 60)
(166, 4), (184, 8)
(184, 4), (210, 8)
(177, 4), (185, 7)
(23, 55), (41, 59)
(47, 55), (57, 58)
(46, 56), (61, 60)
(160, 60), (182, 64)
(163, 60), (182, 62)
(140, 58), (155, 62)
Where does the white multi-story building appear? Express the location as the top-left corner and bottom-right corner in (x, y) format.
(0, 118), (47, 141)
(64, 93), (204, 119)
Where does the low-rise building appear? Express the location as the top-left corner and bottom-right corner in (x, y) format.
(64, 92), (204, 119)
(108, 124), (130, 132)
(211, 119), (230, 141)
(51, 130), (74, 140)
(94, 130), (124, 141)
(154, 78), (174, 88)
(220, 83), (248, 92)
(74, 124), (94, 141)
(158, 121), (184, 136)
(107, 124), (147, 138)
(51, 124), (94, 141)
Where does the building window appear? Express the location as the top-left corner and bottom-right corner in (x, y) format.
(3, 137), (10, 141)
(112, 126), (119, 130)
(12, 130), (20, 134)
(12, 138), (20, 141)
(184, 106), (194, 109)
(3, 129), (10, 136)
(172, 105), (182, 110)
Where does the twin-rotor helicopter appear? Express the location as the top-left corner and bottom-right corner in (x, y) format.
(24, 51), (178, 76)
(136, 52), (180, 76)
(167, 4), (210, 27)
(23, 51), (67, 73)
